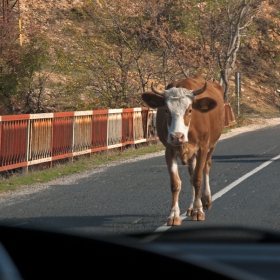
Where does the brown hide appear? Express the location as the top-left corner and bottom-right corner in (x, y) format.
(156, 74), (224, 163)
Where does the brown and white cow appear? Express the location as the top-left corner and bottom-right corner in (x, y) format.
(142, 74), (225, 225)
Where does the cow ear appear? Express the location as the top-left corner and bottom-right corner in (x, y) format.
(192, 97), (217, 112)
(141, 92), (165, 109)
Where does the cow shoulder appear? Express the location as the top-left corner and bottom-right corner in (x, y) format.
(166, 80), (180, 89)
(176, 75), (205, 90)
(208, 82), (224, 99)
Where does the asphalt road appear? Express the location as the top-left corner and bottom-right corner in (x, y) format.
(0, 124), (280, 237)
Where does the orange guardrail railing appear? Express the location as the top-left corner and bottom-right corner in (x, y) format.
(0, 104), (235, 173)
(0, 107), (157, 173)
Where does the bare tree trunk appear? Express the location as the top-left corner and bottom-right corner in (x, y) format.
(219, 70), (229, 103)
(207, 0), (262, 103)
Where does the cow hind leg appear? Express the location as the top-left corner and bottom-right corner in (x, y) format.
(201, 147), (215, 210)
(190, 149), (208, 221)
(186, 193), (205, 221)
(186, 154), (196, 217)
(201, 173), (212, 210)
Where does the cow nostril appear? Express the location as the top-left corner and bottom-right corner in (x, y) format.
(170, 133), (185, 143)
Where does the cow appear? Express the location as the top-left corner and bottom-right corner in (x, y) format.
(141, 74), (225, 225)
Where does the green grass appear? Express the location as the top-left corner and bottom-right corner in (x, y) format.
(0, 142), (165, 193)
(222, 127), (231, 134)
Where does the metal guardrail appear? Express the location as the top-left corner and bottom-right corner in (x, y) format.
(0, 107), (157, 173)
(0, 104), (235, 173)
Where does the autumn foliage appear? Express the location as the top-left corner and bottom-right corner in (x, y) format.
(0, 0), (279, 114)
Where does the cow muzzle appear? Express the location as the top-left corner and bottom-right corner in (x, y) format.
(170, 132), (185, 145)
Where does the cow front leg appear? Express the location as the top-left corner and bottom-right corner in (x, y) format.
(165, 148), (182, 226)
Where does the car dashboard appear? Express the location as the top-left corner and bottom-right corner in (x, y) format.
(0, 225), (280, 280)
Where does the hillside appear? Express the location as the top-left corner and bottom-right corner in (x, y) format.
(16, 1), (280, 124)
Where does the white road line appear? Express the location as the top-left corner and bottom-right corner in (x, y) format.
(212, 154), (280, 201)
(154, 153), (280, 233)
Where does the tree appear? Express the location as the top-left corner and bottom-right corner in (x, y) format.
(0, 7), (53, 115)
(194, 0), (263, 102)
(0, 6), (21, 113)
(63, 0), (208, 109)
(64, 0), (156, 109)
(134, 0), (205, 85)
(17, 34), (53, 114)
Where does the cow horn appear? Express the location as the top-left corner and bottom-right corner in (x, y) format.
(151, 83), (164, 95)
(192, 82), (207, 96)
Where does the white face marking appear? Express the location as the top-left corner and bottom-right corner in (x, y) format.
(164, 87), (194, 144)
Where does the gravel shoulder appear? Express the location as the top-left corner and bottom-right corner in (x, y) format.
(219, 117), (280, 140)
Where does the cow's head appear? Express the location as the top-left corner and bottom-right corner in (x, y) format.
(142, 83), (217, 146)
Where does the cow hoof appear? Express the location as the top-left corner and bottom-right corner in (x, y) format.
(186, 209), (193, 217)
(202, 196), (212, 210)
(192, 211), (205, 221)
(167, 217), (182, 226)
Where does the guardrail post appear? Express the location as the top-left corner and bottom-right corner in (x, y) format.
(23, 118), (31, 174)
(235, 72), (241, 115)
